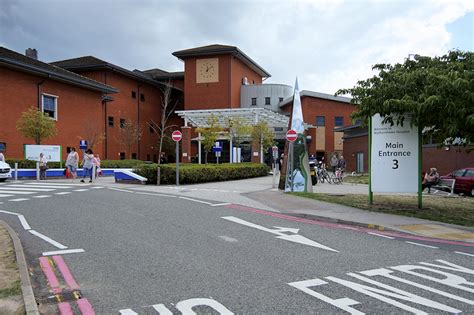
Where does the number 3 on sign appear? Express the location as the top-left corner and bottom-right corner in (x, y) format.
(392, 159), (399, 169)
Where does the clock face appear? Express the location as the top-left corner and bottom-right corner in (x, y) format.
(196, 58), (218, 83)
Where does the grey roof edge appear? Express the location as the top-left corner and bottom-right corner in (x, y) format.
(172, 46), (271, 78)
(133, 69), (183, 92)
(0, 57), (117, 93)
(52, 57), (161, 87)
(279, 90), (354, 107)
(334, 123), (364, 132)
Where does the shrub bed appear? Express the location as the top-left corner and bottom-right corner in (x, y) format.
(135, 163), (270, 185)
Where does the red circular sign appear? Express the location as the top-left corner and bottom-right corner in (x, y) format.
(286, 129), (297, 142)
(172, 130), (182, 142)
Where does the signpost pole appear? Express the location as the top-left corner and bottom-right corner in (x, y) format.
(418, 126), (422, 209)
(176, 140), (179, 186)
(368, 117), (373, 205)
(290, 141), (294, 192)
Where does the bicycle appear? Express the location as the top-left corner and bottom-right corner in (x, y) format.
(331, 168), (344, 184)
(317, 165), (331, 184)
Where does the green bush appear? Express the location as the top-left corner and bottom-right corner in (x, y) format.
(135, 163), (270, 185)
(5, 159), (146, 169)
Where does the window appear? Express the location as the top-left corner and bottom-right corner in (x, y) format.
(316, 116), (325, 126)
(279, 97), (284, 103)
(108, 116), (114, 127)
(147, 154), (150, 161)
(274, 127), (283, 132)
(42, 94), (57, 119)
(466, 170), (474, 177)
(140, 93), (145, 102)
(120, 118), (126, 129)
(119, 152), (126, 160)
(132, 153), (137, 159)
(453, 169), (465, 177)
(251, 98), (257, 106)
(131, 91), (136, 99)
(0, 142), (6, 151)
(335, 116), (344, 126)
(265, 97), (271, 105)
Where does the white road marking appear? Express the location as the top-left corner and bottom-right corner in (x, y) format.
(368, 232), (395, 240)
(211, 202), (232, 207)
(0, 187), (53, 191)
(33, 195), (52, 198)
(405, 241), (438, 249)
(135, 192), (176, 197)
(28, 182), (90, 186)
(73, 189), (89, 192)
(455, 251), (474, 257)
(119, 309), (138, 315)
(42, 249), (85, 256)
(28, 230), (67, 249)
(340, 226), (359, 231)
(222, 216), (338, 252)
(0, 191), (36, 195)
(9, 198), (30, 202)
(7, 184), (72, 189)
(108, 187), (135, 193)
(55, 192), (71, 195)
(152, 304), (173, 315)
(0, 194), (14, 198)
(219, 235), (238, 243)
(179, 196), (213, 205)
(90, 186), (104, 189)
(0, 210), (31, 230)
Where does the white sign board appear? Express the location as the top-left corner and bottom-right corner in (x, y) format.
(371, 114), (418, 193)
(25, 145), (61, 162)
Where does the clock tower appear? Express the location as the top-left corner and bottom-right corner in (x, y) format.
(172, 44), (270, 110)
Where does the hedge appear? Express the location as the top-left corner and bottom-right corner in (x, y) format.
(135, 163), (270, 185)
(4, 159), (146, 169)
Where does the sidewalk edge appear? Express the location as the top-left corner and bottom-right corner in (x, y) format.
(0, 220), (39, 315)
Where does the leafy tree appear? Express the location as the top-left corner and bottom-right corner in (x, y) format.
(196, 114), (222, 163)
(251, 121), (274, 162)
(226, 116), (253, 149)
(336, 50), (474, 145)
(117, 119), (142, 159)
(16, 106), (57, 144)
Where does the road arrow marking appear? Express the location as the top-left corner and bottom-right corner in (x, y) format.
(222, 216), (338, 252)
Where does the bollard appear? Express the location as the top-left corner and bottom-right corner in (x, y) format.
(92, 165), (96, 182)
(36, 162), (40, 181)
(14, 162), (18, 181)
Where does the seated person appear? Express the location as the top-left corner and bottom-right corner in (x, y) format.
(422, 167), (440, 193)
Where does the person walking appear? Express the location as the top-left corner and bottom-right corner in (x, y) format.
(66, 147), (79, 182)
(93, 153), (101, 178)
(330, 154), (339, 174)
(39, 153), (48, 180)
(81, 149), (94, 183)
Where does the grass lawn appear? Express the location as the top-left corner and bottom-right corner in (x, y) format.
(292, 192), (474, 227)
(343, 174), (369, 185)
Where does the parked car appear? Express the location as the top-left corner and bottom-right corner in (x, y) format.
(0, 160), (12, 182)
(441, 167), (474, 196)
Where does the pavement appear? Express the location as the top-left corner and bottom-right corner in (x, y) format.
(1, 174), (473, 314)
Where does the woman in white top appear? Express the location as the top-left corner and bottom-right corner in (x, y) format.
(66, 147), (79, 181)
(39, 153), (47, 180)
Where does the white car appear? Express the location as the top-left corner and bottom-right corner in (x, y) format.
(0, 161), (12, 182)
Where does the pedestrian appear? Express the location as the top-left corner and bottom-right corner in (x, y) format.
(0, 152), (5, 162)
(81, 149), (94, 183)
(39, 153), (48, 180)
(338, 155), (346, 174)
(279, 153), (284, 172)
(330, 154), (339, 174)
(66, 147), (79, 182)
(93, 153), (101, 177)
(422, 167), (440, 193)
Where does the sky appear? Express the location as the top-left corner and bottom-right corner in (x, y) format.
(1, 0), (473, 94)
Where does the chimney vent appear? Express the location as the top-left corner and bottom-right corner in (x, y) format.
(25, 48), (38, 60)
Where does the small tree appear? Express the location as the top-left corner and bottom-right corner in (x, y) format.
(81, 121), (105, 151)
(196, 115), (222, 164)
(251, 121), (274, 162)
(227, 116), (253, 150)
(117, 119), (142, 159)
(16, 106), (57, 144)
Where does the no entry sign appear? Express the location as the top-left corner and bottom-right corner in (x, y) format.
(172, 130), (182, 142)
(286, 129), (297, 142)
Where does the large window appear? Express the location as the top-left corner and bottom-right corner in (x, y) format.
(335, 116), (344, 126)
(108, 116), (114, 127)
(316, 116), (325, 126)
(42, 94), (57, 120)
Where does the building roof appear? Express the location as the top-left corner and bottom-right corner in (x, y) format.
(0, 47), (117, 93)
(51, 56), (162, 87)
(141, 68), (185, 81)
(172, 44), (271, 78)
(279, 90), (353, 108)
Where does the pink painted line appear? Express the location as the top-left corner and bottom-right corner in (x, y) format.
(77, 298), (96, 315)
(53, 255), (80, 290)
(57, 302), (73, 315)
(39, 257), (62, 294)
(225, 204), (474, 247)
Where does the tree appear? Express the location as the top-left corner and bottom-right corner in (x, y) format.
(226, 116), (253, 149)
(336, 50), (474, 145)
(117, 119), (142, 159)
(81, 121), (105, 151)
(251, 121), (274, 162)
(196, 114), (222, 163)
(16, 106), (57, 144)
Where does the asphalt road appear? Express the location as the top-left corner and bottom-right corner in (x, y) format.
(1, 180), (473, 314)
